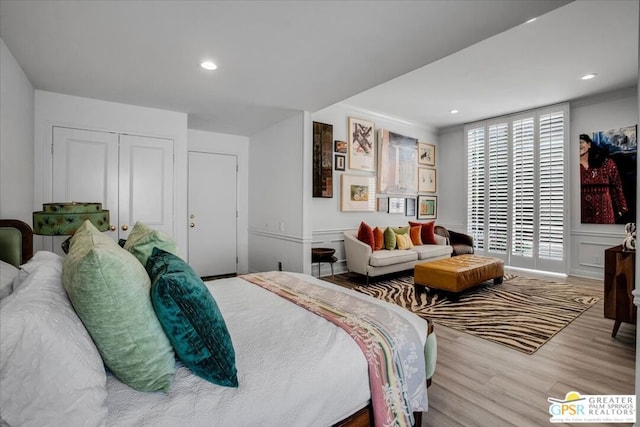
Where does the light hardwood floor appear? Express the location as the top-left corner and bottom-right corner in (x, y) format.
(324, 273), (636, 427)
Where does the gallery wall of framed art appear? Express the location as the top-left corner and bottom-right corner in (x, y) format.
(310, 108), (440, 222)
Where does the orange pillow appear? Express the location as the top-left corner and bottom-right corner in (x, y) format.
(357, 221), (375, 250)
(373, 227), (384, 251)
(410, 225), (423, 246)
(409, 220), (436, 244)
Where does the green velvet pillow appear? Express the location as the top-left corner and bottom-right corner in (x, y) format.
(391, 225), (409, 235)
(124, 222), (179, 267)
(384, 227), (397, 250)
(146, 247), (238, 388)
(62, 228), (176, 392)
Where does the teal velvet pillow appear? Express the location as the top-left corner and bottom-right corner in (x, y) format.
(124, 222), (179, 267)
(62, 224), (175, 392)
(146, 247), (238, 388)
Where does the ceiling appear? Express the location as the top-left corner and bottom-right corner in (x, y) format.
(341, 0), (639, 130)
(0, 1), (636, 137)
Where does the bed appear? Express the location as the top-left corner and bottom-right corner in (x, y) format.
(0, 219), (436, 427)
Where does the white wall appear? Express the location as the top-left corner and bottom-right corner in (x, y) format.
(33, 90), (189, 252)
(248, 111), (311, 274)
(311, 103), (438, 276)
(569, 88), (638, 279)
(187, 129), (249, 273)
(0, 38), (34, 223)
(437, 87), (638, 279)
(436, 125), (465, 232)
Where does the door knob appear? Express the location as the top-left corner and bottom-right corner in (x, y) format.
(190, 222), (195, 228)
(121, 224), (129, 231)
(110, 225), (116, 231)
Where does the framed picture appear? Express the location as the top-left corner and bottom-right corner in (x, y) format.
(418, 167), (436, 193)
(388, 197), (405, 214)
(348, 117), (375, 171)
(417, 195), (437, 220)
(334, 154), (346, 171)
(312, 121), (333, 198)
(377, 197), (389, 212)
(418, 142), (436, 166)
(377, 129), (418, 195)
(405, 197), (416, 217)
(341, 174), (376, 212)
(334, 140), (347, 154)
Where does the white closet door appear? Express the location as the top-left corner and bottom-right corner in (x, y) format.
(52, 126), (119, 241)
(188, 152), (237, 277)
(119, 134), (174, 240)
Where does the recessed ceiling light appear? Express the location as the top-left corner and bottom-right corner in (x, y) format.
(525, 17), (537, 24)
(200, 61), (218, 71)
(450, 109), (459, 114)
(581, 73), (597, 80)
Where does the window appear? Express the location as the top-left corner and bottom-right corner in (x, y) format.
(487, 122), (509, 254)
(512, 117), (535, 257)
(466, 104), (567, 272)
(466, 127), (485, 251)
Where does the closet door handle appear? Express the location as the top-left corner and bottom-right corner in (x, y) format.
(121, 224), (129, 231)
(190, 222), (195, 228)
(110, 225), (116, 231)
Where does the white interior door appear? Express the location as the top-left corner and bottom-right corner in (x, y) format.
(119, 134), (174, 240)
(188, 152), (237, 277)
(52, 126), (119, 244)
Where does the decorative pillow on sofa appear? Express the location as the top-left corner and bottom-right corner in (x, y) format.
(124, 221), (180, 266)
(356, 221), (375, 250)
(63, 221), (175, 392)
(1, 255), (108, 427)
(396, 233), (414, 250)
(146, 247), (238, 387)
(410, 221), (436, 244)
(391, 225), (409, 235)
(410, 225), (423, 246)
(373, 227), (385, 251)
(384, 227), (397, 250)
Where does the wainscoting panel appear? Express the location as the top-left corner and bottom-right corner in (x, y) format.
(311, 228), (350, 278)
(570, 230), (625, 280)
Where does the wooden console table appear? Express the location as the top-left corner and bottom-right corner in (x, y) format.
(603, 245), (636, 337)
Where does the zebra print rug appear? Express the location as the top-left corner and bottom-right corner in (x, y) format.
(354, 274), (600, 354)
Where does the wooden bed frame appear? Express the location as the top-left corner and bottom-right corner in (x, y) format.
(0, 219), (34, 266)
(0, 218), (430, 427)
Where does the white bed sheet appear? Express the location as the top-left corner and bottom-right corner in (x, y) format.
(106, 272), (428, 426)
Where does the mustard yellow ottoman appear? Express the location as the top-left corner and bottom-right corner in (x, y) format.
(414, 254), (504, 293)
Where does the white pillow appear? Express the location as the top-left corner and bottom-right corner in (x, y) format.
(0, 257), (108, 427)
(0, 260), (19, 300)
(11, 251), (63, 293)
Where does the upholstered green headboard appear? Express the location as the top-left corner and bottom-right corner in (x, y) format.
(0, 220), (33, 267)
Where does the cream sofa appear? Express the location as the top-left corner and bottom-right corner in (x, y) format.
(343, 229), (453, 284)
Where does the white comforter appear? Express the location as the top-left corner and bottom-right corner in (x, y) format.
(106, 273), (428, 426)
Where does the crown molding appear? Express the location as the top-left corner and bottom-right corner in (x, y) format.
(333, 102), (436, 133)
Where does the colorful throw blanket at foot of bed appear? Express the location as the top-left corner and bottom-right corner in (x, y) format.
(242, 271), (427, 427)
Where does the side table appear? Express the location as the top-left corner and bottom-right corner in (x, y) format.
(603, 245), (636, 337)
(311, 248), (337, 278)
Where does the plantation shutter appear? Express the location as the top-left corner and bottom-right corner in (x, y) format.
(466, 126), (485, 251)
(511, 117), (535, 257)
(465, 103), (567, 273)
(538, 111), (565, 260)
(487, 122), (509, 254)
